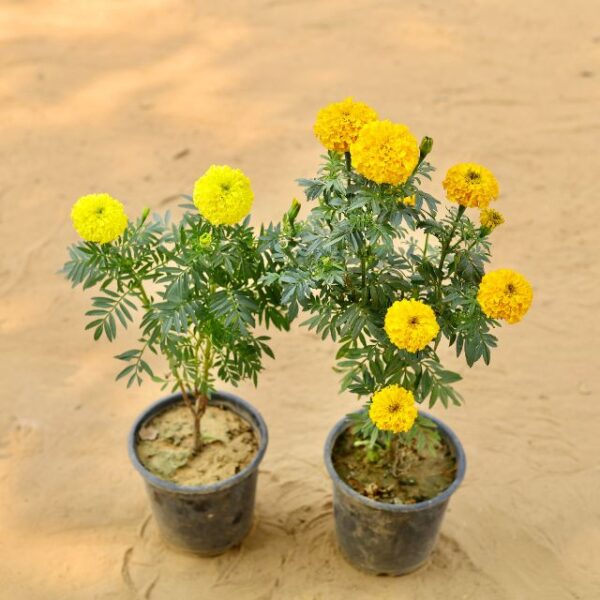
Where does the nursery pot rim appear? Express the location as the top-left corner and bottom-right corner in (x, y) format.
(128, 390), (268, 495)
(324, 410), (466, 513)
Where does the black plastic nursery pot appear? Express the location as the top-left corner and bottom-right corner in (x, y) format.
(324, 412), (466, 576)
(128, 391), (268, 556)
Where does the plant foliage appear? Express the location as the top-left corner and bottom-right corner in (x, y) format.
(265, 149), (500, 448)
(63, 199), (289, 450)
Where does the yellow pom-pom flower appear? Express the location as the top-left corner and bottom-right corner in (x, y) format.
(193, 165), (254, 226)
(351, 120), (420, 185)
(384, 299), (440, 353)
(313, 97), (378, 153)
(400, 194), (416, 207)
(369, 385), (418, 433)
(477, 269), (533, 324)
(480, 208), (504, 230)
(71, 193), (128, 244)
(442, 162), (499, 208)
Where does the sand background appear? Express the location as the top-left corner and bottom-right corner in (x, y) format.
(1, 1), (599, 598)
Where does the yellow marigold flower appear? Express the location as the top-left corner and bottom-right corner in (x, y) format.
(71, 193), (128, 244)
(351, 120), (420, 185)
(480, 208), (504, 230)
(384, 299), (440, 353)
(193, 165), (254, 226)
(401, 194), (416, 206)
(477, 269), (533, 324)
(369, 385), (418, 433)
(313, 97), (378, 153)
(442, 162), (499, 208)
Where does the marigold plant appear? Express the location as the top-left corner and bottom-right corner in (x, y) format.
(266, 99), (532, 459)
(63, 167), (289, 452)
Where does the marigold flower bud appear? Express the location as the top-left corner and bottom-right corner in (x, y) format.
(419, 136), (433, 160)
(287, 198), (301, 223)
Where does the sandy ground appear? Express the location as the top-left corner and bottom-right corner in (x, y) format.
(1, 1), (599, 598)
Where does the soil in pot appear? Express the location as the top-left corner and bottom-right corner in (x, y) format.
(136, 402), (258, 486)
(332, 427), (457, 505)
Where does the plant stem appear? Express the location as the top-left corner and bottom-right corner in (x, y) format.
(192, 331), (205, 394)
(344, 151), (352, 176)
(202, 338), (213, 392)
(192, 412), (202, 454)
(172, 366), (203, 453)
(134, 278), (151, 308)
(433, 206), (466, 305)
(423, 232), (430, 257)
(343, 151), (354, 194)
(191, 341), (213, 453)
(437, 206), (466, 271)
(447, 229), (485, 256)
(391, 434), (402, 477)
(177, 379), (195, 415)
(360, 251), (368, 306)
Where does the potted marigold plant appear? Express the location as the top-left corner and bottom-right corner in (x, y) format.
(269, 98), (533, 574)
(63, 165), (289, 555)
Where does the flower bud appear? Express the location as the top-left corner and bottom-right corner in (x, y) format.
(198, 232), (213, 248)
(287, 198), (301, 223)
(140, 206), (151, 223)
(419, 136), (433, 160)
(320, 256), (332, 268)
